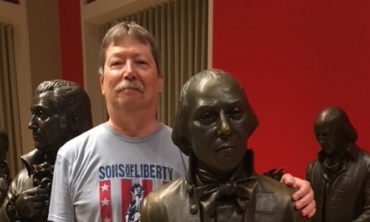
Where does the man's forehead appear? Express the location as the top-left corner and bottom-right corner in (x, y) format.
(109, 36), (149, 48)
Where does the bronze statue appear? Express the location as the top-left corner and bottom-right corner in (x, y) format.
(307, 106), (370, 222)
(0, 128), (10, 206)
(0, 80), (93, 222)
(141, 69), (308, 222)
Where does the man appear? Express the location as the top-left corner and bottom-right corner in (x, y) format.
(0, 128), (10, 205)
(141, 69), (309, 222)
(49, 21), (314, 222)
(0, 80), (93, 222)
(307, 106), (370, 222)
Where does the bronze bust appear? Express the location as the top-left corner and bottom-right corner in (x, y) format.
(0, 80), (93, 222)
(0, 128), (10, 206)
(307, 106), (370, 222)
(141, 69), (308, 222)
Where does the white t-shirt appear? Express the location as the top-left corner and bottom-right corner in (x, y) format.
(48, 123), (188, 222)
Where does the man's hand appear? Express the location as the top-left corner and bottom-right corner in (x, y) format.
(281, 173), (316, 218)
(14, 186), (48, 219)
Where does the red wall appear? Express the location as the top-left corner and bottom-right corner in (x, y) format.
(213, 0), (370, 178)
(58, 0), (84, 87)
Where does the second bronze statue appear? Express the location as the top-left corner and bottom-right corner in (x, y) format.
(141, 69), (309, 222)
(0, 80), (93, 222)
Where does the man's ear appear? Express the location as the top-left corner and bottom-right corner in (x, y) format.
(100, 75), (105, 95)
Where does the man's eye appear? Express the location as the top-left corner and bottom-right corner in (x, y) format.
(198, 112), (216, 125)
(111, 61), (123, 68)
(135, 60), (148, 66)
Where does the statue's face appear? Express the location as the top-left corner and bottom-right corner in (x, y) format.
(186, 77), (250, 176)
(29, 91), (69, 153)
(314, 120), (347, 155)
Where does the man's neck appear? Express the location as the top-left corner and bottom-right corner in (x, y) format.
(108, 113), (159, 138)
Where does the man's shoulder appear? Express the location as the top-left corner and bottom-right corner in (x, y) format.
(57, 124), (107, 156)
(157, 123), (173, 135)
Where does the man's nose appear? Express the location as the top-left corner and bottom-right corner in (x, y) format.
(217, 111), (232, 137)
(122, 60), (136, 80)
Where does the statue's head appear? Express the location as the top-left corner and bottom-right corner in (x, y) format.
(0, 128), (8, 160)
(172, 69), (259, 177)
(314, 106), (357, 155)
(28, 80), (93, 153)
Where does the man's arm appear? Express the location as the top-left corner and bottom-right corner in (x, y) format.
(48, 154), (75, 222)
(281, 173), (316, 218)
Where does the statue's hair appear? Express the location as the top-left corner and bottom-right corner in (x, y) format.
(172, 69), (259, 156)
(35, 79), (93, 137)
(98, 21), (161, 76)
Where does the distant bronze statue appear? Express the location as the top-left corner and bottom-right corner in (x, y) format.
(141, 69), (308, 222)
(307, 106), (370, 222)
(0, 80), (93, 222)
(0, 128), (10, 206)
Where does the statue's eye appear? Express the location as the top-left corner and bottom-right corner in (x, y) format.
(198, 111), (217, 125)
(36, 110), (49, 121)
(228, 108), (243, 120)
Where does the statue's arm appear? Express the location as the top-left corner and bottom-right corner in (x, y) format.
(0, 174), (22, 222)
(0, 164), (11, 205)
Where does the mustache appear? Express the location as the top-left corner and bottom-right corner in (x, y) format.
(114, 80), (144, 93)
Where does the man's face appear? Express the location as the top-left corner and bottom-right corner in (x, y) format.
(314, 120), (347, 155)
(100, 36), (163, 113)
(29, 91), (69, 152)
(186, 77), (250, 176)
